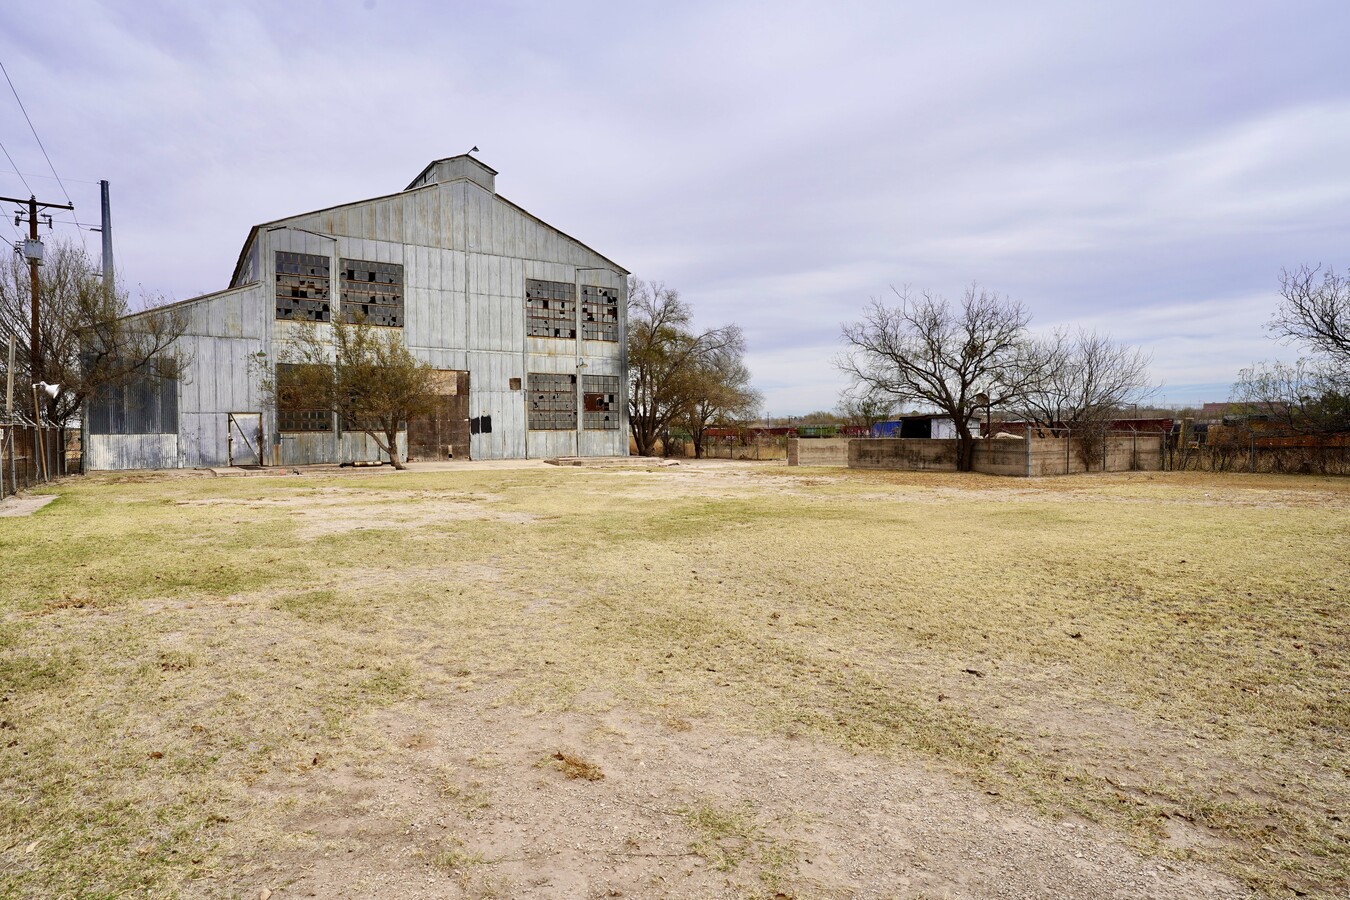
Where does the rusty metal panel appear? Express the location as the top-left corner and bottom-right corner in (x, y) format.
(408, 370), (469, 460)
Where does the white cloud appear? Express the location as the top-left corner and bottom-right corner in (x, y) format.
(1, 0), (1346, 411)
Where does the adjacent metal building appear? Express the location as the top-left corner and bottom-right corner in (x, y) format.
(86, 155), (629, 468)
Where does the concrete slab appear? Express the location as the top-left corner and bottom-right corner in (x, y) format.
(0, 494), (57, 517)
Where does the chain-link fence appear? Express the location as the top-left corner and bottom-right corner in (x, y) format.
(1, 422), (75, 499)
(664, 433), (790, 461)
(1164, 428), (1350, 475)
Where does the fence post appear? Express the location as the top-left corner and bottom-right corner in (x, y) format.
(1065, 428), (1071, 476)
(1249, 432), (1256, 473)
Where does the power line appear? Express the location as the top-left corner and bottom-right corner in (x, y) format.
(0, 56), (87, 251)
(0, 140), (33, 195)
(0, 168), (101, 186)
(0, 140), (31, 240)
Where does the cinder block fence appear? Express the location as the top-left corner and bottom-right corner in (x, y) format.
(788, 432), (1164, 476)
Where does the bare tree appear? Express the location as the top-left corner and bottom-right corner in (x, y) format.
(627, 278), (742, 457)
(838, 285), (1035, 470)
(1019, 329), (1152, 427)
(1233, 359), (1349, 435)
(1017, 328), (1153, 464)
(836, 387), (896, 430)
(1271, 265), (1350, 363)
(678, 337), (761, 458)
(0, 240), (186, 425)
(264, 319), (438, 469)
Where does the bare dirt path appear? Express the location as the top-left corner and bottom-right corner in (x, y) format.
(0, 494), (56, 517)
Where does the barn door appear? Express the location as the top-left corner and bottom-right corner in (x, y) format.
(407, 370), (470, 460)
(227, 412), (263, 467)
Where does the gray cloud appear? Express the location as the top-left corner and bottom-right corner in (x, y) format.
(2, 0), (1345, 413)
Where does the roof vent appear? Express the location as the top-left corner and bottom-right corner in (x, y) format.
(406, 155), (497, 193)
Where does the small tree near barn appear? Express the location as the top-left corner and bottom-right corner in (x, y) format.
(264, 319), (438, 469)
(678, 337), (761, 459)
(627, 278), (743, 457)
(1232, 264), (1350, 441)
(838, 285), (1036, 471)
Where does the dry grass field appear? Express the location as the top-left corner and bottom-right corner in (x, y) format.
(0, 461), (1346, 899)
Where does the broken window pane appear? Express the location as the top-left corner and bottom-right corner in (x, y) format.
(582, 374), (621, 430)
(527, 372), (577, 430)
(276, 363), (333, 432)
(580, 285), (619, 342)
(525, 278), (576, 340)
(275, 251), (331, 322)
(340, 257), (404, 327)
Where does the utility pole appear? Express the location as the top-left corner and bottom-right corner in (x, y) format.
(3, 193), (75, 406)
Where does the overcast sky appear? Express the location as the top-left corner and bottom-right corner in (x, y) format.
(2, 1), (1348, 413)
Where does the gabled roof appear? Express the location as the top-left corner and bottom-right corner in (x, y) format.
(227, 160), (627, 287)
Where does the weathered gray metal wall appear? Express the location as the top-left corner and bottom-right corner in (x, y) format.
(87, 282), (267, 470)
(94, 159), (626, 468)
(275, 174), (628, 461)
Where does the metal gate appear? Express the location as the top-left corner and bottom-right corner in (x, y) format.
(227, 412), (263, 467)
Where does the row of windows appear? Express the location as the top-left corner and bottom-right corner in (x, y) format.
(527, 373), (621, 431)
(275, 364), (621, 433)
(275, 253), (405, 327)
(525, 279), (620, 342)
(276, 261), (619, 342)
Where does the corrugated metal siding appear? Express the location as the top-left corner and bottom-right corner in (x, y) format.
(87, 434), (179, 470)
(278, 431), (405, 466)
(107, 173), (625, 469)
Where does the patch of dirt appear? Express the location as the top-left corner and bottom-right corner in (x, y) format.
(244, 694), (1250, 900)
(174, 490), (534, 538)
(0, 494), (57, 517)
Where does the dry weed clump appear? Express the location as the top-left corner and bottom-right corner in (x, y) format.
(550, 750), (604, 781)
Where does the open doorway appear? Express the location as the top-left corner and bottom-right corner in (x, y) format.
(407, 370), (470, 460)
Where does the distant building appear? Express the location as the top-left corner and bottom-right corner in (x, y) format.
(872, 414), (962, 439)
(86, 155), (629, 469)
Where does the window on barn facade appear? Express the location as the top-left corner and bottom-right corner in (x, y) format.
(525, 279), (576, 339)
(341, 259), (404, 327)
(582, 375), (621, 430)
(527, 372), (577, 430)
(580, 285), (619, 341)
(275, 252), (331, 322)
(276, 363), (333, 432)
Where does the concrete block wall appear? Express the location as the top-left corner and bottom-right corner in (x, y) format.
(849, 438), (958, 471)
(971, 439), (1028, 476)
(787, 438), (851, 466)
(845, 433), (1163, 477)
